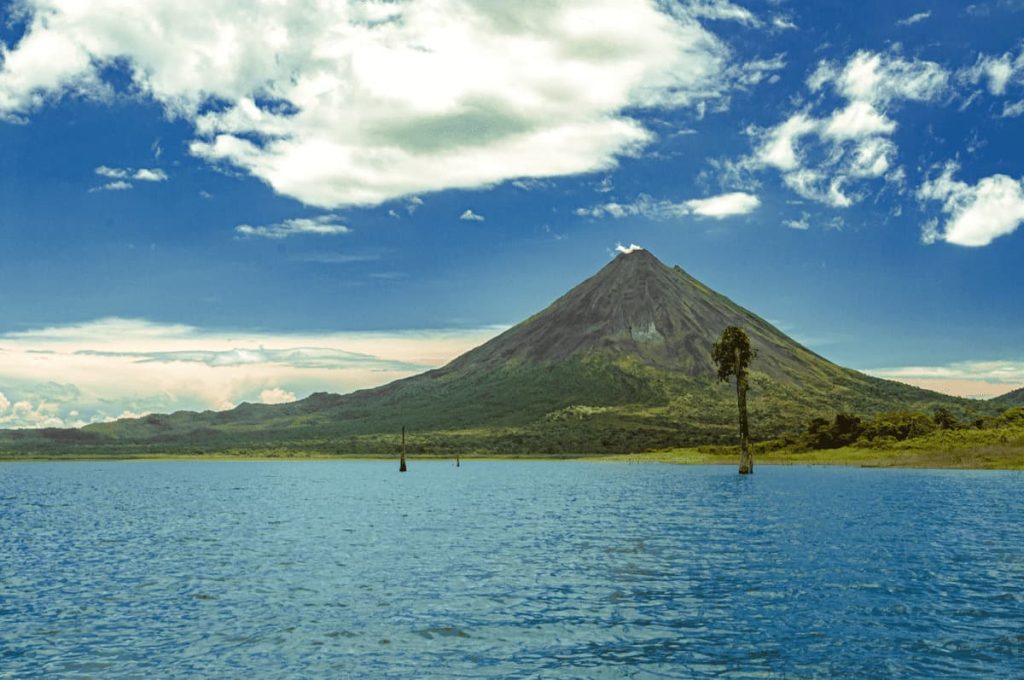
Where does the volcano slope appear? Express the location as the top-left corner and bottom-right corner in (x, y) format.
(0, 249), (979, 456)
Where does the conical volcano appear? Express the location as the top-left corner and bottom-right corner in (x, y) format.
(444, 247), (838, 382)
(2, 249), (971, 456)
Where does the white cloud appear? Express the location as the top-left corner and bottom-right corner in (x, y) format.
(459, 209), (485, 222)
(0, 0), (752, 208)
(1002, 100), (1024, 117)
(784, 213), (810, 230)
(746, 50), (948, 208)
(822, 101), (895, 141)
(0, 317), (505, 428)
(90, 180), (132, 192)
(511, 178), (554, 191)
(576, 194), (678, 219)
(896, 11), (932, 26)
(961, 48), (1024, 96)
(405, 197), (424, 216)
(95, 165), (128, 179)
(578, 191), (758, 220)
(0, 397), (65, 429)
(615, 242), (645, 254)
(133, 168), (168, 182)
(259, 388), (296, 405)
(235, 215), (351, 239)
(813, 50), (948, 104)
(729, 54), (786, 89)
(771, 16), (797, 31)
(917, 162), (1024, 247)
(756, 113), (819, 171)
(686, 191), (760, 218)
(687, 0), (761, 27)
(91, 165), (168, 190)
(846, 137), (896, 178)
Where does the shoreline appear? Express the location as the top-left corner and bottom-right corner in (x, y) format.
(1, 446), (1021, 470)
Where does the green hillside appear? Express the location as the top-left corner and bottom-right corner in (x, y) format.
(992, 386), (1024, 407)
(0, 249), (991, 457)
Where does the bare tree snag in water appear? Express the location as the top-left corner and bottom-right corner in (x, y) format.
(400, 426), (407, 472)
(712, 326), (757, 474)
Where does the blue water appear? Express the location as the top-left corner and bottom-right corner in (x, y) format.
(0, 462), (1021, 678)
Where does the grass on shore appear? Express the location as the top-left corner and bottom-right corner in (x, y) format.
(1, 444), (1021, 469)
(587, 444), (1024, 470)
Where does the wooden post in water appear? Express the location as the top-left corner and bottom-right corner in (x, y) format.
(399, 426), (407, 472)
(456, 454), (460, 468)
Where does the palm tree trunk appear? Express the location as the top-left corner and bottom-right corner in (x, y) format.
(737, 369), (752, 475)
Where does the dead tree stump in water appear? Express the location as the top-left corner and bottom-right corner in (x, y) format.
(399, 426), (407, 472)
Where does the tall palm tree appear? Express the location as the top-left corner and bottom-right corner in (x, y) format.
(712, 326), (757, 474)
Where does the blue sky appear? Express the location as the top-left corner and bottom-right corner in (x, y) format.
(2, 0), (1024, 427)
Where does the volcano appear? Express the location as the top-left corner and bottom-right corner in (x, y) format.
(441, 247), (839, 379)
(1, 249), (971, 456)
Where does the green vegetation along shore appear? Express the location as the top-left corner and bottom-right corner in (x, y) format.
(3, 407), (1022, 470)
(2, 446), (1020, 469)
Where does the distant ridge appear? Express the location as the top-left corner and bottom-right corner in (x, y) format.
(992, 386), (1024, 407)
(0, 249), (980, 456)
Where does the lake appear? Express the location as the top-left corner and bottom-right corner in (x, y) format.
(1, 461), (1021, 677)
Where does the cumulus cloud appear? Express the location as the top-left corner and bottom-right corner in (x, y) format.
(259, 388), (296, 405)
(235, 215), (351, 239)
(615, 242), (645, 254)
(0, 318), (504, 428)
(0, 398), (65, 429)
(744, 50), (948, 208)
(578, 191), (759, 220)
(808, 50), (948, 104)
(755, 113), (818, 171)
(133, 168), (168, 182)
(917, 162), (1024, 247)
(0, 0), (760, 208)
(822, 101), (896, 140)
(459, 209), (485, 222)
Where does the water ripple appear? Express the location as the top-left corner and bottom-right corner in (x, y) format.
(0, 462), (1021, 678)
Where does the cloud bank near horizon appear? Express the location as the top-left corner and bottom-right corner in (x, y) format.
(0, 318), (503, 429)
